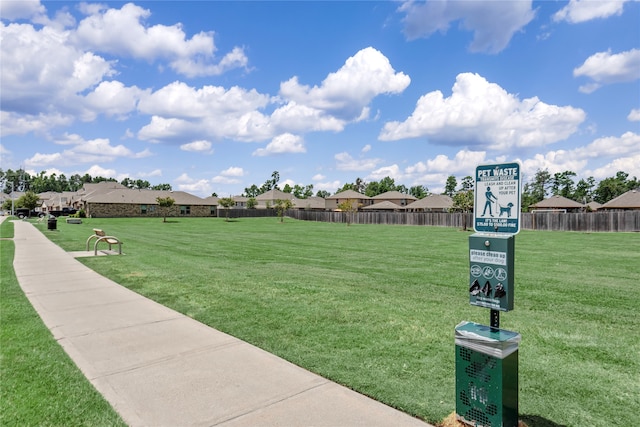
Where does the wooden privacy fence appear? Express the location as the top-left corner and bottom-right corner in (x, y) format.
(286, 210), (640, 232)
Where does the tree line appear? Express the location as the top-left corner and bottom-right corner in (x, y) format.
(3, 167), (636, 211)
(0, 169), (172, 194)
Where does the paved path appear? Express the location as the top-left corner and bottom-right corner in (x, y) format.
(10, 219), (434, 427)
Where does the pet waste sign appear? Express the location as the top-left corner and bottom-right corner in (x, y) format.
(474, 162), (521, 234)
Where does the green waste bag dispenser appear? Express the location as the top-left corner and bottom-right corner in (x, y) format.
(469, 233), (514, 312)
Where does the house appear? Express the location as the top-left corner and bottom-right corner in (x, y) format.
(371, 191), (417, 207)
(81, 189), (217, 218)
(292, 196), (326, 210)
(255, 189), (295, 208)
(599, 189), (640, 210)
(585, 201), (602, 211)
(325, 190), (372, 211)
(362, 200), (405, 211)
(529, 195), (584, 212)
(405, 194), (453, 212)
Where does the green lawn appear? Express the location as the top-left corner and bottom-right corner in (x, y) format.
(0, 218), (126, 427)
(28, 217), (640, 426)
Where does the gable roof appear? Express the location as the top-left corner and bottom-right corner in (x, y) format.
(326, 190), (370, 200)
(600, 189), (640, 209)
(405, 194), (453, 210)
(372, 191), (417, 201)
(362, 200), (404, 210)
(292, 196), (326, 209)
(256, 188), (294, 201)
(84, 189), (211, 205)
(530, 195), (584, 209)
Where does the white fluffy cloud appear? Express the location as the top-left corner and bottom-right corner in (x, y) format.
(253, 133), (306, 156)
(24, 134), (151, 167)
(180, 140), (213, 154)
(379, 73), (585, 149)
(521, 131), (640, 180)
(335, 152), (383, 171)
(139, 47), (410, 144)
(72, 3), (247, 77)
(553, 0), (629, 23)
(279, 47), (410, 120)
(398, 0), (535, 53)
(573, 48), (640, 93)
(628, 109), (640, 121)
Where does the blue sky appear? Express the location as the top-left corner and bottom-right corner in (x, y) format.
(1, 0), (639, 197)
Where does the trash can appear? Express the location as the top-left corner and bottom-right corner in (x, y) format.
(47, 216), (57, 230)
(455, 321), (521, 427)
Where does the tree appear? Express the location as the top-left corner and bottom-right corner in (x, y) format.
(17, 192), (40, 216)
(247, 197), (257, 209)
(409, 185), (429, 199)
(551, 171), (576, 198)
(156, 196), (175, 222)
(316, 190), (330, 198)
(218, 197), (235, 221)
(521, 169), (551, 211)
(243, 184), (260, 197)
(452, 190), (474, 231)
(460, 176), (474, 192)
(152, 183), (172, 191)
(444, 175), (457, 197)
(283, 183), (293, 194)
(574, 177), (596, 203)
(274, 198), (293, 222)
(337, 199), (358, 226)
(594, 171), (634, 204)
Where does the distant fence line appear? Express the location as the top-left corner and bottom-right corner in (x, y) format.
(285, 210), (640, 232)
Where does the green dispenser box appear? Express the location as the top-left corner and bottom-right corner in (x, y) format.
(455, 321), (520, 427)
(469, 233), (515, 312)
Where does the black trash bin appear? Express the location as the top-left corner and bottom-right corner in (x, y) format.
(47, 216), (57, 230)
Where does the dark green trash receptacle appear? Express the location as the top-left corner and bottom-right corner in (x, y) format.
(455, 321), (521, 427)
(47, 216), (57, 230)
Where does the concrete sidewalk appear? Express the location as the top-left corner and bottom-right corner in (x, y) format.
(10, 219), (434, 427)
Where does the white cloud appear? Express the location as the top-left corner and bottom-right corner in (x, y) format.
(312, 174), (326, 181)
(0, 0), (46, 21)
(521, 131), (640, 180)
(379, 72), (585, 149)
(367, 164), (402, 181)
(628, 109), (640, 121)
(553, 0), (628, 23)
(138, 82), (273, 143)
(24, 134), (151, 167)
(220, 167), (245, 177)
(139, 47), (409, 144)
(85, 164), (118, 179)
(252, 133), (306, 156)
(83, 80), (148, 120)
(0, 111), (74, 137)
(180, 140), (213, 154)
(314, 180), (341, 193)
(335, 152), (383, 171)
(398, 0), (535, 53)
(574, 48), (640, 93)
(72, 3), (247, 77)
(361, 144), (372, 153)
(279, 47), (410, 120)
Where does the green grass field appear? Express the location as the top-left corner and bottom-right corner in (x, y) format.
(0, 218), (126, 427)
(14, 217), (640, 426)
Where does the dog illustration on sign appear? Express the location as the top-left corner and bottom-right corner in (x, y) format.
(499, 202), (514, 217)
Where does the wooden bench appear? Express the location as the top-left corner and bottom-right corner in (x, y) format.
(66, 217), (82, 224)
(86, 228), (123, 255)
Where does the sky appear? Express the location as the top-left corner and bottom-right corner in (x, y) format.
(1, 0), (639, 197)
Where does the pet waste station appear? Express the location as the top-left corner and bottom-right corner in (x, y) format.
(455, 162), (522, 427)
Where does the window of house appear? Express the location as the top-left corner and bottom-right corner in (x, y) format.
(141, 204), (147, 214)
(210, 206), (216, 216)
(180, 205), (191, 215)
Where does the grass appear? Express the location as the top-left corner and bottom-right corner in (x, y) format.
(26, 217), (640, 426)
(0, 218), (126, 427)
